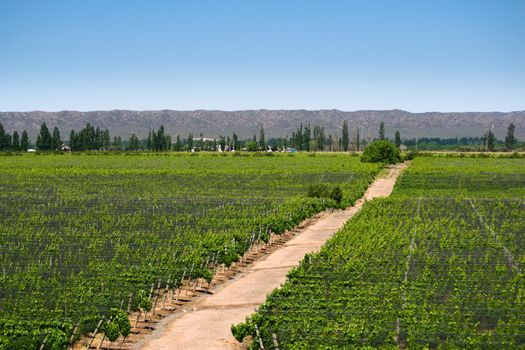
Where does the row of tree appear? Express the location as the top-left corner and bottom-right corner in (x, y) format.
(378, 122), (517, 152)
(35, 123), (64, 150)
(0, 121), (519, 152)
(69, 124), (110, 151)
(0, 123), (31, 151)
(486, 123), (517, 152)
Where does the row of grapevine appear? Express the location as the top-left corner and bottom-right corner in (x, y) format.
(0, 153), (381, 349)
(233, 157), (525, 349)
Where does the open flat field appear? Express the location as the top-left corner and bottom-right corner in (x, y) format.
(234, 157), (525, 349)
(0, 153), (380, 349)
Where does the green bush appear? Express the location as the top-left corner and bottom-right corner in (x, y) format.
(6, 335), (34, 350)
(231, 321), (254, 342)
(330, 186), (343, 204)
(103, 322), (120, 342)
(245, 141), (258, 152)
(307, 184), (331, 198)
(111, 308), (131, 338)
(361, 140), (401, 164)
(138, 290), (152, 311)
(404, 150), (418, 160)
(307, 184), (343, 204)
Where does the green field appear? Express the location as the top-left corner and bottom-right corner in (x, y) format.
(0, 153), (380, 349)
(394, 157), (525, 198)
(234, 157), (525, 349)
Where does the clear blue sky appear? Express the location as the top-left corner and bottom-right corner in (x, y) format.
(1, 0), (524, 112)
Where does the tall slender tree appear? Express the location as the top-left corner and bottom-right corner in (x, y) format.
(20, 130), (30, 150)
(356, 128), (360, 151)
(341, 121), (349, 152)
(146, 130), (152, 150)
(379, 122), (385, 140)
(232, 132), (238, 151)
(0, 123), (10, 150)
(156, 125), (167, 151)
(302, 124), (311, 151)
(187, 133), (193, 150)
(36, 123), (52, 150)
(313, 126), (325, 151)
(258, 128), (266, 150)
(95, 127), (102, 149)
(69, 130), (77, 150)
(505, 123), (516, 151)
(395, 130), (401, 148)
(12, 131), (20, 151)
(174, 135), (182, 151)
(102, 129), (111, 150)
(51, 127), (61, 150)
(486, 129), (495, 152)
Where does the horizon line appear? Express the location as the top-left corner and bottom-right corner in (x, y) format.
(2, 108), (524, 114)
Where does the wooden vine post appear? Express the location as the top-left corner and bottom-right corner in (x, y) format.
(39, 330), (50, 350)
(126, 293), (133, 313)
(272, 333), (280, 350)
(96, 315), (113, 350)
(254, 324), (265, 350)
(86, 317), (105, 349)
(67, 321), (80, 350)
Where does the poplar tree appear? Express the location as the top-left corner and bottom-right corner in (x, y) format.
(302, 124), (311, 151)
(103, 129), (111, 150)
(486, 130), (495, 152)
(187, 133), (193, 150)
(69, 130), (77, 150)
(313, 126), (325, 151)
(36, 123), (52, 150)
(232, 132), (238, 151)
(395, 130), (401, 148)
(356, 128), (360, 151)
(259, 128), (265, 150)
(51, 127), (61, 150)
(146, 130), (152, 150)
(294, 124), (303, 150)
(0, 123), (11, 150)
(20, 130), (30, 150)
(12, 131), (20, 151)
(341, 120), (349, 152)
(505, 123), (516, 151)
(175, 135), (182, 151)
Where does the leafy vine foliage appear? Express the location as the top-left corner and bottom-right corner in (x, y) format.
(234, 157), (525, 349)
(0, 153), (380, 349)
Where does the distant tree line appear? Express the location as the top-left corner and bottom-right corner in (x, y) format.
(0, 121), (520, 152)
(400, 123), (518, 152)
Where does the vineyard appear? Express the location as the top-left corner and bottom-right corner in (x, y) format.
(233, 157), (525, 349)
(0, 153), (380, 349)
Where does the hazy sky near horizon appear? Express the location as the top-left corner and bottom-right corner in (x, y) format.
(1, 0), (524, 112)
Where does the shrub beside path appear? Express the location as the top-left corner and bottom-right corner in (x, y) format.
(136, 162), (409, 350)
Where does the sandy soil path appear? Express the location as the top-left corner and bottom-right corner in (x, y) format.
(136, 162), (409, 350)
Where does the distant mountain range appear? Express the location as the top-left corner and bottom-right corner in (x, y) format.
(1, 109), (523, 141)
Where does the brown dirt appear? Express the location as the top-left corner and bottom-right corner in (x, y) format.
(131, 162), (409, 350)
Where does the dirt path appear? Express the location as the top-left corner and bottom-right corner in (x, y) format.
(136, 162), (409, 350)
